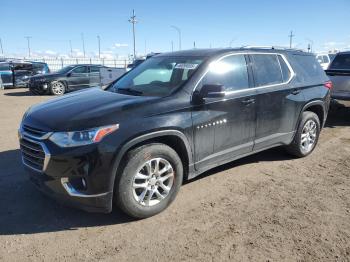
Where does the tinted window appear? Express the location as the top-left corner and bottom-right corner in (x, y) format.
(323, 55), (330, 63)
(278, 55), (291, 82)
(329, 54), (350, 70)
(203, 54), (249, 91)
(0, 64), (10, 71)
(90, 66), (100, 73)
(294, 54), (324, 77)
(316, 56), (324, 63)
(72, 66), (88, 74)
(252, 54), (283, 86)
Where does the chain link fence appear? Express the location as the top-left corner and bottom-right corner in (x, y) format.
(3, 57), (131, 71)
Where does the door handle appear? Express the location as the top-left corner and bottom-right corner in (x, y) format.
(241, 98), (255, 105)
(291, 89), (300, 95)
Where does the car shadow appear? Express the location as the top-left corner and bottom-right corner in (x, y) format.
(325, 100), (350, 128)
(2, 90), (38, 96)
(0, 149), (135, 236)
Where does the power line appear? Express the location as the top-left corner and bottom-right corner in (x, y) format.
(25, 36), (32, 57)
(128, 9), (137, 60)
(289, 30), (295, 48)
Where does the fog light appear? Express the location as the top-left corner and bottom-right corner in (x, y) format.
(43, 83), (48, 89)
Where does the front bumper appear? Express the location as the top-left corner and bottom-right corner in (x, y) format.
(28, 81), (50, 94)
(19, 128), (115, 213)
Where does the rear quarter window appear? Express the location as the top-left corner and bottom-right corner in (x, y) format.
(291, 53), (327, 83)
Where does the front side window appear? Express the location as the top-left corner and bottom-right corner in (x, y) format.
(252, 54), (283, 86)
(323, 55), (330, 63)
(0, 64), (10, 71)
(72, 66), (88, 74)
(108, 56), (204, 97)
(90, 66), (100, 73)
(202, 54), (249, 91)
(329, 54), (350, 70)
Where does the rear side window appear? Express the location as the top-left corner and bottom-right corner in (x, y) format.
(203, 54), (249, 91)
(329, 54), (350, 70)
(90, 66), (100, 73)
(251, 54), (283, 86)
(294, 54), (323, 77)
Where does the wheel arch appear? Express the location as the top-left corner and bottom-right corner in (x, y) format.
(301, 100), (326, 128)
(111, 130), (193, 190)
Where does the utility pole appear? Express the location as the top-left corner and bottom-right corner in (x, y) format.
(97, 35), (101, 59)
(128, 9), (137, 60)
(193, 41), (196, 49)
(81, 33), (86, 58)
(69, 40), (73, 57)
(306, 38), (313, 53)
(289, 30), (295, 48)
(0, 37), (3, 55)
(25, 36), (32, 57)
(171, 25), (181, 50)
(171, 41), (174, 52)
(144, 40), (147, 55)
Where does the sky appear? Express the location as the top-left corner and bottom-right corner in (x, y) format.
(1, 0), (349, 59)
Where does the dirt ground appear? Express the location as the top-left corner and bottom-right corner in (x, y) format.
(0, 88), (349, 262)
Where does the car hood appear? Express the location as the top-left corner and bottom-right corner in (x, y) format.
(30, 72), (60, 80)
(22, 88), (158, 131)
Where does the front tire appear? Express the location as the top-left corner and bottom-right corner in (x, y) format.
(50, 81), (66, 95)
(286, 111), (320, 157)
(115, 143), (183, 219)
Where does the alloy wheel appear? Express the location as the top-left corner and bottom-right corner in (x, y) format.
(51, 82), (65, 95)
(132, 158), (174, 206)
(300, 119), (317, 153)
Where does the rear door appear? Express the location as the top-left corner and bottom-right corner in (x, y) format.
(67, 66), (89, 90)
(250, 53), (302, 150)
(193, 54), (256, 170)
(89, 66), (101, 87)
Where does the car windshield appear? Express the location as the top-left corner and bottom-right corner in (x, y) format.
(56, 65), (76, 74)
(108, 56), (204, 97)
(0, 64), (10, 71)
(329, 54), (350, 70)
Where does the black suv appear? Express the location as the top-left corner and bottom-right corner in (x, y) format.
(19, 48), (331, 218)
(28, 64), (105, 95)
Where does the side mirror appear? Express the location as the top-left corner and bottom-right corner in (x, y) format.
(192, 84), (225, 104)
(66, 72), (72, 77)
(200, 84), (225, 98)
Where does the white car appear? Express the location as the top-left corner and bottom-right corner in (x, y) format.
(316, 53), (336, 70)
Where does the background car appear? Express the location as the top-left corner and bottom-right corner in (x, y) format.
(325, 51), (350, 101)
(316, 53), (337, 70)
(28, 64), (109, 95)
(0, 61), (50, 88)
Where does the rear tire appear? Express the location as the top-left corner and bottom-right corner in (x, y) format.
(286, 111), (320, 157)
(114, 143), (183, 219)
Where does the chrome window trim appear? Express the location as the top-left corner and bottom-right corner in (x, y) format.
(192, 52), (295, 96)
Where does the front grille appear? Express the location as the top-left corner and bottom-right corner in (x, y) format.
(23, 125), (48, 138)
(20, 137), (45, 172)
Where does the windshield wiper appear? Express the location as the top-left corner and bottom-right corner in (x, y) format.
(117, 87), (143, 96)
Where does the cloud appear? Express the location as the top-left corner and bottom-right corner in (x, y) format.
(114, 43), (128, 48)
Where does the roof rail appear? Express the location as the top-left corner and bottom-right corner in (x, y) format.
(240, 45), (304, 52)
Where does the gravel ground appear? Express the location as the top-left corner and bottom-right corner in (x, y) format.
(0, 89), (349, 262)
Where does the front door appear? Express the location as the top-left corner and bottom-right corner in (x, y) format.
(67, 66), (89, 90)
(89, 66), (101, 87)
(192, 54), (256, 171)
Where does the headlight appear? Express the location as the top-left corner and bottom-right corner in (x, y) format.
(49, 124), (119, 147)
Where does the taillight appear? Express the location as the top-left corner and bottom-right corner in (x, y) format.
(324, 81), (333, 89)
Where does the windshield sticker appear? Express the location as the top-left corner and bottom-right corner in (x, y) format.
(174, 63), (199, 70)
